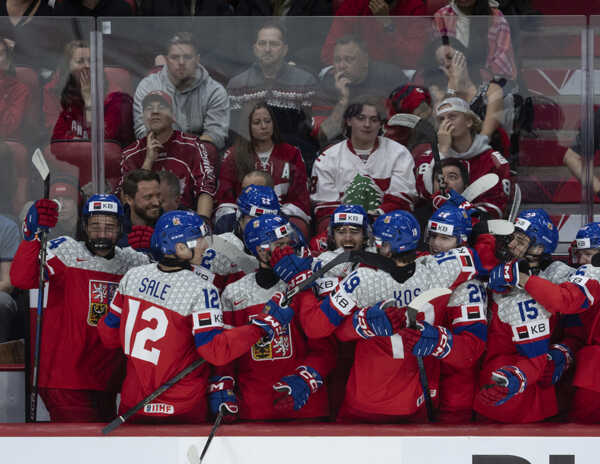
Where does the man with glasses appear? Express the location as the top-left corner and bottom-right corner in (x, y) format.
(121, 91), (216, 219)
(133, 31), (229, 153)
(10, 194), (149, 422)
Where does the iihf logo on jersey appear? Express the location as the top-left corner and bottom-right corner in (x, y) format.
(249, 314), (293, 361)
(88, 280), (118, 326)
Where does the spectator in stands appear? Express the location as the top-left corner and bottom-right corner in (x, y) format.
(321, 0), (427, 68)
(227, 21), (318, 165)
(414, 96), (510, 218)
(133, 32), (229, 151)
(563, 108), (600, 196)
(315, 35), (406, 146)
(421, 36), (506, 153)
(118, 169), (161, 247)
(45, 40), (135, 147)
(311, 96), (417, 233)
(120, 90), (216, 219)
(0, 211), (19, 343)
(215, 101), (311, 237)
(19, 174), (82, 241)
(158, 170), (182, 213)
(384, 84), (435, 152)
(432, 0), (517, 81)
(0, 37), (30, 140)
(52, 0), (133, 16)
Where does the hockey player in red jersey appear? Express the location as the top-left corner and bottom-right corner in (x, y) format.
(496, 222), (600, 423)
(216, 214), (336, 421)
(474, 209), (574, 423)
(419, 204), (488, 423)
(10, 194), (149, 422)
(199, 184), (280, 290)
(98, 210), (294, 423)
(275, 210), (482, 421)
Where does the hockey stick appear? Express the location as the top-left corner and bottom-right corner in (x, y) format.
(405, 288), (453, 423)
(461, 174), (499, 203)
(102, 357), (207, 434)
(198, 408), (224, 463)
(508, 183), (522, 223)
(29, 148), (50, 423)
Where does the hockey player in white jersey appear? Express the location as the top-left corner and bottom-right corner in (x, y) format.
(474, 208), (574, 423)
(199, 184), (280, 289)
(311, 204), (372, 298)
(493, 222), (600, 422)
(418, 204), (488, 423)
(98, 210), (294, 423)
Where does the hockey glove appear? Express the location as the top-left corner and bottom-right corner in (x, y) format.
(23, 199), (59, 241)
(432, 189), (473, 211)
(479, 366), (527, 406)
(401, 321), (453, 358)
(488, 259), (524, 293)
(207, 376), (238, 421)
(540, 344), (573, 387)
(383, 305), (409, 332)
(251, 292), (294, 341)
(319, 280), (359, 327)
(273, 365), (323, 411)
(127, 225), (154, 251)
(352, 301), (395, 338)
(270, 245), (313, 284)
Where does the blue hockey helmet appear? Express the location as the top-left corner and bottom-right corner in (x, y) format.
(329, 204), (370, 234)
(244, 214), (299, 257)
(427, 204), (472, 245)
(373, 210), (420, 254)
(237, 185), (280, 218)
(152, 210), (210, 257)
(82, 194), (124, 221)
(575, 222), (600, 250)
(514, 208), (558, 255)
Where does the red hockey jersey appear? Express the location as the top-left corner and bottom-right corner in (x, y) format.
(10, 236), (148, 391)
(119, 131), (217, 210)
(98, 263), (265, 420)
(221, 271), (336, 420)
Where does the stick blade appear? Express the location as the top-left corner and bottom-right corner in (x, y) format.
(508, 183), (522, 223)
(408, 288), (452, 311)
(32, 149), (49, 181)
(462, 173), (499, 202)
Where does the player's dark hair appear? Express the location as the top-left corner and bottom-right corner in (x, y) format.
(122, 169), (161, 199)
(256, 20), (288, 44)
(391, 249), (417, 265)
(343, 96), (384, 138)
(234, 101), (282, 183)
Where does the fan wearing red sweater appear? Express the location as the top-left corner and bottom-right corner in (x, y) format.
(98, 211), (294, 423)
(118, 90), (216, 219)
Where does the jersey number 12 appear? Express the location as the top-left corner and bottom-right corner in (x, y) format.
(123, 300), (168, 365)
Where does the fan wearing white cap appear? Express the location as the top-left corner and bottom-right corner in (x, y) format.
(432, 96), (510, 219)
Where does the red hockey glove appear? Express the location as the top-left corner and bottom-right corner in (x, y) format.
(23, 199), (59, 241)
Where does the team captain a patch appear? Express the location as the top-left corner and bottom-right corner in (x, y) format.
(88, 280), (118, 326)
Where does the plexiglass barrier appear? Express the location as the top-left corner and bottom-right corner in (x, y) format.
(0, 15), (593, 255)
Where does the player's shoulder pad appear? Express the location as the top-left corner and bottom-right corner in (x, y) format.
(46, 235), (77, 255)
(117, 245), (152, 266)
(540, 260), (576, 284)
